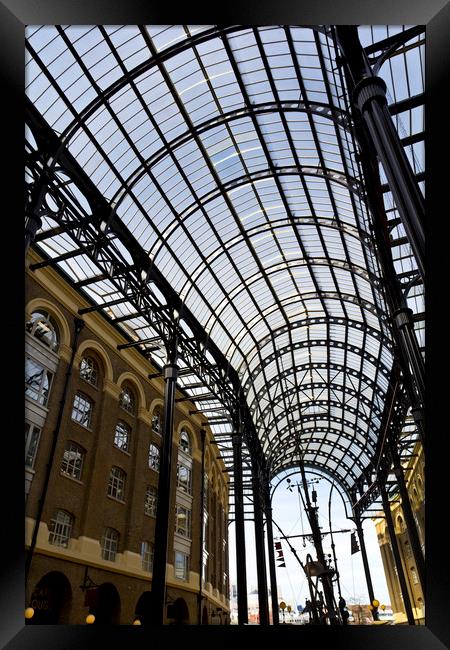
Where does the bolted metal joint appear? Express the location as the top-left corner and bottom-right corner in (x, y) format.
(353, 76), (388, 113)
(392, 307), (413, 329)
(163, 364), (178, 380)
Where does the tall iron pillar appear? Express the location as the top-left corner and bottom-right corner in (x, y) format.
(265, 495), (280, 625)
(389, 442), (425, 592)
(150, 333), (178, 625)
(232, 430), (248, 624)
(251, 465), (270, 625)
(337, 41), (425, 443)
(354, 515), (378, 620)
(336, 26), (425, 281)
(379, 478), (416, 624)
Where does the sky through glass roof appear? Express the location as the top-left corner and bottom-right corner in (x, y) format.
(25, 24), (424, 502)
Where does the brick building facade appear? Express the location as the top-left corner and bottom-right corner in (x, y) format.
(25, 247), (230, 625)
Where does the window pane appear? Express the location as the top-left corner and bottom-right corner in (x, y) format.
(144, 485), (157, 516)
(149, 444), (160, 472)
(177, 464), (192, 495)
(80, 356), (98, 386)
(141, 540), (154, 572)
(107, 466), (126, 500)
(175, 505), (191, 538)
(25, 358), (53, 406)
(25, 422), (41, 467)
(72, 392), (93, 428)
(61, 442), (84, 480)
(179, 429), (191, 454)
(152, 410), (161, 433)
(114, 421), (130, 451)
(48, 510), (73, 547)
(119, 387), (135, 414)
(25, 311), (59, 351)
(174, 551), (189, 580)
(101, 527), (119, 561)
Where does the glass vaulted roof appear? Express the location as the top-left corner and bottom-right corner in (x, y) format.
(25, 25), (424, 493)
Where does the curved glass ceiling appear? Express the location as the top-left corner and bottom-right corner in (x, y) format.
(25, 25), (424, 492)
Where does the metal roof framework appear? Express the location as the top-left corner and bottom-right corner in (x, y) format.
(25, 24), (424, 516)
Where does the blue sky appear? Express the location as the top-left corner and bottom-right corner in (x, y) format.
(229, 471), (390, 612)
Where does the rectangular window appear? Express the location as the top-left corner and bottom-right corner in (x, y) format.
(107, 467), (126, 501)
(71, 392), (93, 428)
(101, 528), (119, 562)
(61, 442), (84, 480)
(25, 357), (53, 406)
(175, 505), (192, 538)
(141, 541), (154, 572)
(48, 511), (73, 547)
(177, 463), (192, 494)
(144, 486), (157, 517)
(25, 422), (41, 467)
(114, 421), (130, 452)
(174, 551), (189, 581)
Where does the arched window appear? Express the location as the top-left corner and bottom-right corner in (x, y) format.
(144, 485), (157, 517)
(101, 527), (119, 561)
(108, 466), (126, 501)
(148, 444), (160, 472)
(61, 442), (85, 481)
(152, 408), (162, 434)
(48, 510), (73, 547)
(179, 429), (191, 455)
(26, 310), (59, 352)
(119, 386), (136, 415)
(80, 356), (99, 387)
(141, 541), (154, 572)
(114, 421), (130, 452)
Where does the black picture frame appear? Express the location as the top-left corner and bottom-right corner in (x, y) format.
(2, 1), (449, 648)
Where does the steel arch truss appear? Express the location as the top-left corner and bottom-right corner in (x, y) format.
(25, 23), (424, 516)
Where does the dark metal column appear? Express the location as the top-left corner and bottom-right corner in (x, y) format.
(232, 429), (248, 624)
(251, 465), (270, 625)
(354, 515), (378, 621)
(337, 52), (425, 442)
(379, 478), (416, 624)
(389, 442), (425, 592)
(336, 26), (425, 281)
(197, 428), (206, 625)
(150, 332), (178, 625)
(328, 483), (342, 600)
(265, 494), (280, 625)
(25, 317), (85, 581)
